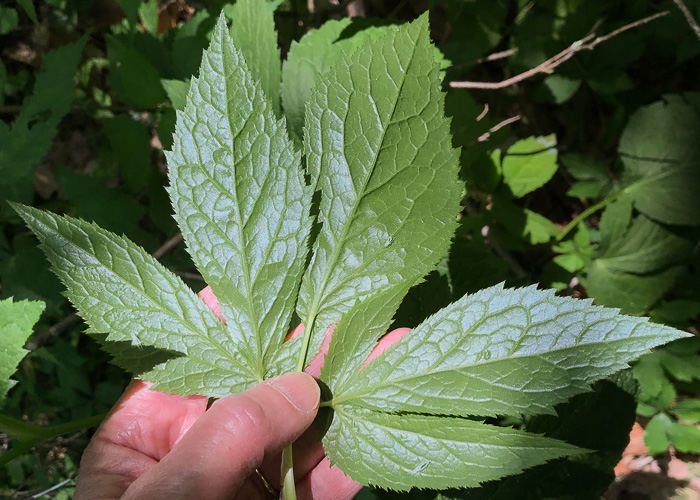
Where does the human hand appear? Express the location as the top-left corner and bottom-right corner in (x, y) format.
(74, 286), (409, 500)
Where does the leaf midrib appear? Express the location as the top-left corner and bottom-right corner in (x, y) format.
(334, 312), (653, 405)
(306, 33), (420, 335)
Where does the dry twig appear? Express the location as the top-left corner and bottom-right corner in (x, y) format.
(450, 11), (669, 90)
(672, 0), (700, 41)
(478, 115), (522, 142)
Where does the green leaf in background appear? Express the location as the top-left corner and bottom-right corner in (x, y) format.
(331, 284), (689, 418)
(106, 35), (166, 108)
(281, 18), (392, 141)
(501, 134), (558, 198)
(672, 399), (700, 423)
(54, 165), (146, 236)
(138, 0), (159, 34)
(297, 15), (462, 361)
(644, 413), (675, 455)
(0, 298), (44, 405)
(668, 422), (700, 453)
(561, 153), (611, 198)
(0, 6), (18, 34)
(102, 116), (153, 192)
(619, 93), (700, 226)
(167, 15), (312, 381)
(323, 407), (584, 491)
(0, 35), (86, 208)
(16, 0), (38, 25)
(115, 0), (141, 26)
(161, 79), (190, 110)
(228, 0), (281, 116)
(587, 199), (692, 315)
(451, 378), (637, 500)
(11, 204), (256, 397)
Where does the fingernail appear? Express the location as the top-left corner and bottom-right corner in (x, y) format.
(268, 372), (320, 414)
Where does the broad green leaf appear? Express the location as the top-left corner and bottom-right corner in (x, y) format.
(587, 201), (692, 315)
(0, 35), (86, 207)
(333, 284), (689, 418)
(102, 115), (153, 192)
(0, 6), (18, 34)
(281, 18), (392, 141)
(138, 0), (158, 34)
(669, 422), (700, 453)
(453, 378), (636, 500)
(161, 79), (190, 110)
(561, 153), (610, 198)
(644, 413), (674, 455)
(321, 281), (415, 393)
(54, 165), (146, 236)
(501, 135), (558, 198)
(229, 0), (281, 116)
(297, 15), (462, 361)
(282, 18), (448, 143)
(0, 298), (44, 404)
(323, 406), (584, 490)
(672, 399), (700, 422)
(619, 93), (700, 226)
(16, 0), (38, 25)
(106, 35), (166, 108)
(12, 204), (256, 396)
(166, 16), (312, 380)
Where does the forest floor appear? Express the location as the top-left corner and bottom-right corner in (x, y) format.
(606, 423), (700, 500)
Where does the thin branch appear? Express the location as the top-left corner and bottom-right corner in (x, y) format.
(450, 11), (669, 90)
(673, 0), (700, 41)
(476, 103), (489, 121)
(476, 48), (518, 64)
(478, 115), (521, 142)
(152, 232), (183, 260)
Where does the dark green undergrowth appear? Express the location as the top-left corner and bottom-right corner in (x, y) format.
(1, 0), (699, 498)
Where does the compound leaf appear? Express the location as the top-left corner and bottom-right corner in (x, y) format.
(167, 15), (312, 381)
(12, 204), (256, 396)
(229, 0), (282, 116)
(0, 298), (44, 404)
(323, 406), (584, 490)
(332, 284), (689, 417)
(297, 15), (462, 362)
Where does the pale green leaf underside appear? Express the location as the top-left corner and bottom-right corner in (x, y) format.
(167, 16), (312, 382)
(12, 204), (256, 396)
(333, 283), (689, 417)
(297, 14), (462, 361)
(320, 280), (415, 392)
(0, 297), (44, 402)
(229, 0), (282, 116)
(323, 407), (584, 490)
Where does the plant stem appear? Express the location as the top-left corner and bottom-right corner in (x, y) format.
(280, 445), (297, 500)
(281, 311), (320, 499)
(556, 198), (610, 241)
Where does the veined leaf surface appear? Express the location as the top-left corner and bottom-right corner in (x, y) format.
(229, 0), (282, 116)
(167, 16), (312, 381)
(12, 204), (256, 396)
(0, 297), (44, 404)
(332, 284), (689, 417)
(322, 406), (584, 490)
(297, 15), (462, 362)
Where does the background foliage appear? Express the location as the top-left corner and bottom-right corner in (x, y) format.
(0, 0), (699, 498)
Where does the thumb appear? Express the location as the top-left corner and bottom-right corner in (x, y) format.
(122, 372), (320, 500)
